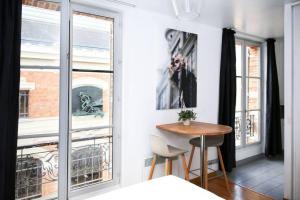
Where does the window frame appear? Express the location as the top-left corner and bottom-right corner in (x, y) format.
(18, 1), (122, 199)
(60, 3), (122, 199)
(235, 38), (264, 149)
(67, 4), (122, 197)
(19, 2), (62, 199)
(19, 90), (29, 118)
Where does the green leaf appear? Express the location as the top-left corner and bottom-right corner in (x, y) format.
(177, 110), (197, 121)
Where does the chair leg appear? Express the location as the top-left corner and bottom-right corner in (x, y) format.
(180, 154), (189, 181)
(204, 148), (208, 189)
(148, 154), (157, 180)
(165, 158), (170, 176)
(169, 159), (173, 175)
(217, 146), (230, 192)
(188, 145), (195, 171)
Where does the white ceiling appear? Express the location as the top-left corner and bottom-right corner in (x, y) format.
(131, 0), (299, 38)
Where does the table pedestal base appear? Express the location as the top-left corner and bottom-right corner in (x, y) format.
(199, 135), (205, 188)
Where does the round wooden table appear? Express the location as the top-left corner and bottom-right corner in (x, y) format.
(156, 121), (232, 188)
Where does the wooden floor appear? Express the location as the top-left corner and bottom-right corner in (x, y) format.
(191, 176), (273, 200)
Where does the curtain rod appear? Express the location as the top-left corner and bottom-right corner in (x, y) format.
(227, 27), (266, 41)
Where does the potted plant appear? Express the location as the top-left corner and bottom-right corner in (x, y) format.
(178, 110), (197, 126)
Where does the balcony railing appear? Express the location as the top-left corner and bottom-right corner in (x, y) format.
(235, 114), (257, 145)
(15, 135), (112, 200)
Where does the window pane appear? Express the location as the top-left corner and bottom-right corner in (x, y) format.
(246, 45), (260, 77)
(236, 77), (242, 112)
(236, 43), (242, 77)
(19, 69), (59, 135)
(19, 91), (29, 118)
(247, 78), (260, 110)
(16, 136), (59, 200)
(17, 1), (60, 199)
(21, 1), (60, 67)
(235, 40), (262, 148)
(71, 129), (113, 189)
(71, 72), (113, 130)
(72, 11), (114, 71)
(246, 111), (260, 144)
(71, 10), (114, 191)
(235, 112), (242, 146)
(17, 68), (59, 199)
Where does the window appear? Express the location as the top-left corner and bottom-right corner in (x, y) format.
(70, 11), (114, 189)
(19, 91), (29, 118)
(17, 1), (120, 199)
(17, 1), (61, 199)
(235, 39), (262, 147)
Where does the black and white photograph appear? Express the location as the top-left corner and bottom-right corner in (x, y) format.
(156, 28), (197, 110)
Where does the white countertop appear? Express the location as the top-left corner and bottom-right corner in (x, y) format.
(86, 175), (224, 200)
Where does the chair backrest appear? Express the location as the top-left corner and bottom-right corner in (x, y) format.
(150, 135), (169, 156)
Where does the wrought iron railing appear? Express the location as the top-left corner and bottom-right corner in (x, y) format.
(235, 116), (242, 142)
(235, 114), (256, 144)
(15, 135), (112, 200)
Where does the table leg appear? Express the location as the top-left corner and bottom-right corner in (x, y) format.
(200, 135), (205, 188)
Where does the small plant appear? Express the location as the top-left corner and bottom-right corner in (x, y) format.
(178, 110), (197, 122)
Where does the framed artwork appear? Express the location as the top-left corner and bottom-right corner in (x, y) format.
(156, 28), (197, 110)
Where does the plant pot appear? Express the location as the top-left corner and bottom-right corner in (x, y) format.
(183, 119), (191, 126)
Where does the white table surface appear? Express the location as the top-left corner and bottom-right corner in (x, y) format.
(87, 175), (224, 200)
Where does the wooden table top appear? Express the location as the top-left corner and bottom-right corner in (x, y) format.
(156, 121), (232, 136)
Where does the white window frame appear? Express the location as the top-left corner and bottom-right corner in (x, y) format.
(69, 3), (122, 198)
(235, 38), (264, 149)
(19, 1), (121, 199)
(57, 1), (123, 199)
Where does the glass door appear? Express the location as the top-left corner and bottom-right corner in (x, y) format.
(235, 39), (262, 148)
(17, 1), (61, 199)
(70, 8), (114, 190)
(17, 1), (120, 199)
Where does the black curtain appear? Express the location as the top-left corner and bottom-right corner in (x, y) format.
(218, 28), (236, 172)
(265, 39), (282, 157)
(0, 0), (22, 199)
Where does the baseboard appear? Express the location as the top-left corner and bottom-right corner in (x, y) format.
(190, 171), (218, 185)
(236, 153), (265, 166)
(145, 156), (219, 167)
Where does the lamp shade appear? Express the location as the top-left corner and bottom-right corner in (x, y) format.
(171, 0), (201, 20)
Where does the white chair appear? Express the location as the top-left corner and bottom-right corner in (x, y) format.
(148, 135), (189, 180)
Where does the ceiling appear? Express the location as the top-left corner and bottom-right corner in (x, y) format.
(131, 0), (299, 38)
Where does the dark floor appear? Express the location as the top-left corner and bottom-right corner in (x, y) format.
(228, 155), (284, 200)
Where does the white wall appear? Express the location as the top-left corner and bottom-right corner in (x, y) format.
(121, 8), (222, 186)
(284, 2), (300, 199)
(292, 4), (300, 199)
